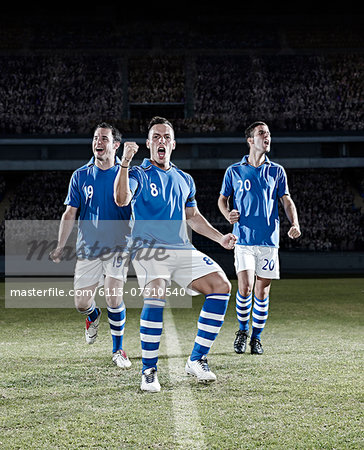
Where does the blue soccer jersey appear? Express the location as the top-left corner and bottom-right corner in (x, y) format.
(220, 155), (289, 247)
(128, 158), (197, 248)
(65, 156), (131, 258)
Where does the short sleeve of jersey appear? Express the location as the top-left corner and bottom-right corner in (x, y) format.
(277, 166), (290, 198)
(220, 166), (233, 197)
(64, 171), (81, 208)
(128, 166), (142, 199)
(185, 173), (197, 207)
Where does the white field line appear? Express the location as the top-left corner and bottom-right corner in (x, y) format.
(163, 307), (205, 449)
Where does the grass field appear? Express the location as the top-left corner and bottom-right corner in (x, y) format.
(0, 278), (363, 449)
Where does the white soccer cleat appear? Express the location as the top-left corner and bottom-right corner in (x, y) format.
(185, 355), (217, 382)
(140, 368), (161, 392)
(112, 350), (132, 369)
(85, 308), (101, 344)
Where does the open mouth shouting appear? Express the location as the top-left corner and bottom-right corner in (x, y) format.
(157, 146), (166, 160)
(263, 138), (271, 150)
(95, 147), (106, 157)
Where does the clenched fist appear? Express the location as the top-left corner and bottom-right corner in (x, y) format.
(220, 233), (238, 250)
(49, 247), (63, 263)
(288, 225), (301, 239)
(228, 209), (240, 224)
(122, 142), (139, 165)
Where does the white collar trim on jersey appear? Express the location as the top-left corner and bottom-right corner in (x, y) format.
(241, 155), (271, 166)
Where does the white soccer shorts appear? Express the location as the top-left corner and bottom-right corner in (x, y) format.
(234, 245), (280, 279)
(74, 252), (129, 290)
(131, 247), (224, 296)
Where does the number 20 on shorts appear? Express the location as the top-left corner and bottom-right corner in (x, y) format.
(262, 258), (275, 271)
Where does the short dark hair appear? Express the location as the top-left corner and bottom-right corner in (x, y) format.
(147, 116), (174, 134)
(244, 121), (267, 140)
(94, 122), (122, 143)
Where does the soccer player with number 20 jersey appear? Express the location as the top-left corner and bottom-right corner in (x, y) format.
(218, 121), (301, 355)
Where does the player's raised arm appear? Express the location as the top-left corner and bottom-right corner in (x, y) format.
(186, 205), (237, 250)
(49, 205), (78, 263)
(114, 141), (139, 206)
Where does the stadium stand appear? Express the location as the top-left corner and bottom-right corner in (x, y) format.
(0, 53), (363, 135)
(0, 12), (363, 135)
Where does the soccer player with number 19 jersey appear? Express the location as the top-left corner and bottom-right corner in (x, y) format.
(50, 123), (133, 370)
(115, 116), (237, 392)
(218, 121), (301, 355)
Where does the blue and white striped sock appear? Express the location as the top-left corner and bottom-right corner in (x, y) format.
(107, 303), (126, 353)
(78, 299), (99, 322)
(140, 298), (165, 373)
(190, 293), (230, 361)
(251, 295), (269, 341)
(236, 291), (252, 332)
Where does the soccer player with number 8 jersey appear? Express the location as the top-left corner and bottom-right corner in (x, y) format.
(115, 116), (237, 392)
(218, 121), (301, 355)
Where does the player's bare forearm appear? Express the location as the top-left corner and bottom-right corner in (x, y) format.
(280, 195), (301, 239)
(187, 210), (222, 242)
(218, 194), (240, 224)
(186, 206), (236, 249)
(58, 207), (76, 247)
(114, 141), (139, 206)
(114, 168), (132, 206)
(50, 206), (77, 262)
(218, 194), (230, 220)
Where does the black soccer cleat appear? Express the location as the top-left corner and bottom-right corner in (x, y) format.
(250, 338), (264, 355)
(234, 330), (249, 354)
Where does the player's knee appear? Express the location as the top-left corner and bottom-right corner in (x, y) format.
(238, 285), (253, 297)
(192, 271), (231, 295)
(254, 287), (270, 300)
(213, 274), (231, 294)
(254, 278), (271, 300)
(74, 298), (91, 312)
(74, 289), (95, 311)
(222, 279), (232, 294)
(144, 278), (166, 299)
(105, 295), (123, 309)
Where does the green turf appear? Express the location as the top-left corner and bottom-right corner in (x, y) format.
(0, 279), (363, 449)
